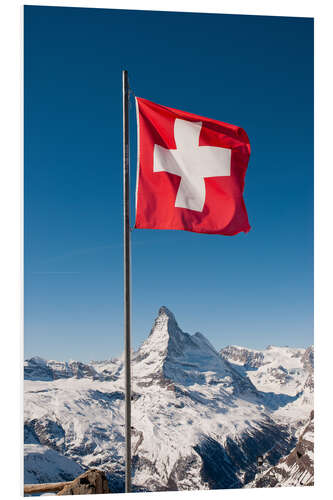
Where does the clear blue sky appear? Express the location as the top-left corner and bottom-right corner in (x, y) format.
(24, 6), (313, 361)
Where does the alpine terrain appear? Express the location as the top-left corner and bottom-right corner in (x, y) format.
(24, 307), (314, 492)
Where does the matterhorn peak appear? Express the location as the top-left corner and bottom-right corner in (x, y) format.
(136, 306), (182, 358)
(132, 306), (183, 383)
(154, 306), (180, 334)
(132, 307), (256, 395)
(158, 305), (176, 319)
(145, 306), (182, 344)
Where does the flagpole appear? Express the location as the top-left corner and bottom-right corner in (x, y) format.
(122, 69), (131, 494)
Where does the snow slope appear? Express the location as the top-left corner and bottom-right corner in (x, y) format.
(24, 444), (84, 485)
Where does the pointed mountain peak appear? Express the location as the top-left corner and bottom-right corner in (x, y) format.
(133, 307), (257, 396)
(138, 306), (182, 353)
(137, 306), (220, 365)
(134, 306), (196, 365)
(158, 305), (176, 319)
(132, 306), (183, 381)
(146, 306), (181, 343)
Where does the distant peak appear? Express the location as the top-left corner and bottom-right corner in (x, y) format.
(27, 356), (47, 365)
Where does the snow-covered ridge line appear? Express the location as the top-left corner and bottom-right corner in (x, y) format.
(24, 355), (123, 382)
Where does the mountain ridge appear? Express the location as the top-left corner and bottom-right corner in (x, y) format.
(24, 306), (313, 492)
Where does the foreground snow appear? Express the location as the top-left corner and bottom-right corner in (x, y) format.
(24, 443), (84, 485)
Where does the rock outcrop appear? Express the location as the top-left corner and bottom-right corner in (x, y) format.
(57, 469), (110, 495)
(247, 410), (314, 488)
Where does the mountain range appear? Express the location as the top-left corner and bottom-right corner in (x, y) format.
(24, 306), (314, 492)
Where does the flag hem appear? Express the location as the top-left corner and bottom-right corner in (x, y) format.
(134, 97), (140, 223)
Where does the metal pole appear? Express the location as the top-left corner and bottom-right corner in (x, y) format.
(122, 69), (131, 493)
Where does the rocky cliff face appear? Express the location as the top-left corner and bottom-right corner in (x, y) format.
(219, 345), (265, 370)
(24, 307), (313, 492)
(247, 410), (314, 488)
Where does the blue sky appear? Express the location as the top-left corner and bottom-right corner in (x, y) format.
(24, 6), (313, 361)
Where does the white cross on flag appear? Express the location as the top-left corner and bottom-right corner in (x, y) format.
(135, 97), (251, 235)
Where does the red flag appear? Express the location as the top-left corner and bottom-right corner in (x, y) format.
(135, 97), (251, 236)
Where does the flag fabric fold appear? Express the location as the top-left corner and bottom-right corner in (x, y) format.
(135, 97), (251, 236)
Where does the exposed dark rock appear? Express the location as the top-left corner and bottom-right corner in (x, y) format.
(220, 346), (265, 370)
(26, 417), (65, 453)
(248, 411), (314, 488)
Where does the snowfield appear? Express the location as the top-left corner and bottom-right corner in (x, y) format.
(220, 344), (313, 425)
(24, 444), (84, 485)
(24, 306), (313, 492)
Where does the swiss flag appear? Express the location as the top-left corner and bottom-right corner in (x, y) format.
(135, 97), (251, 236)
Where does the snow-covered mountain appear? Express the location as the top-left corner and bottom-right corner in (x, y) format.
(24, 356), (122, 382)
(24, 307), (313, 492)
(220, 344), (314, 426)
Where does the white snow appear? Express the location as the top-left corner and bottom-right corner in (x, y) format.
(221, 344), (313, 426)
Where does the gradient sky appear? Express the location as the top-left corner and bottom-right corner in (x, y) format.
(24, 6), (313, 361)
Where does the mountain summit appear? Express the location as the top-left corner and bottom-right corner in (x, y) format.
(133, 306), (257, 394)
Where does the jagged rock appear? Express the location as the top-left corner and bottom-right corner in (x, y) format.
(220, 345), (265, 370)
(247, 411), (314, 488)
(57, 469), (110, 495)
(301, 346), (314, 373)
